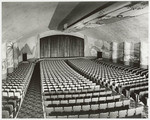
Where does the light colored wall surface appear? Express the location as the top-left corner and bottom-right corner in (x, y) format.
(7, 42), (15, 73)
(2, 43), (7, 79)
(18, 35), (38, 62)
(84, 35), (112, 59)
(16, 30), (84, 61)
(140, 42), (149, 68)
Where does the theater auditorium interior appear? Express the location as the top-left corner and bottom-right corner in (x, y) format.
(1, 1), (149, 118)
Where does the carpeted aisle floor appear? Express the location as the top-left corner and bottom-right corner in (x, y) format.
(17, 62), (44, 118)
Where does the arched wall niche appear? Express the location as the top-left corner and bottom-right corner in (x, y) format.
(90, 46), (101, 56)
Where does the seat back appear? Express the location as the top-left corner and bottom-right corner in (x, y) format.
(118, 110), (127, 118)
(2, 110), (10, 118)
(135, 106), (144, 115)
(109, 111), (118, 118)
(100, 112), (109, 118)
(100, 103), (107, 110)
(89, 113), (99, 118)
(127, 108), (135, 117)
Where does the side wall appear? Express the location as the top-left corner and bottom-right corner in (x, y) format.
(2, 43), (7, 79)
(84, 35), (112, 59)
(84, 36), (148, 68)
(17, 30), (85, 61)
(2, 30), (148, 79)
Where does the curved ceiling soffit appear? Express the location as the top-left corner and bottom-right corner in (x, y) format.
(57, 2), (109, 31)
(16, 30), (85, 44)
(79, 13), (148, 43)
(64, 1), (148, 33)
(49, 2), (79, 30)
(39, 30), (85, 39)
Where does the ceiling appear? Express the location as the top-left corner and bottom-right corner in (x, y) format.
(80, 13), (148, 43)
(2, 2), (58, 42)
(2, 1), (149, 43)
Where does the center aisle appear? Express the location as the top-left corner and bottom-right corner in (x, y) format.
(17, 62), (44, 118)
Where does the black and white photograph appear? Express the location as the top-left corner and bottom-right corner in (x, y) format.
(1, 0), (149, 118)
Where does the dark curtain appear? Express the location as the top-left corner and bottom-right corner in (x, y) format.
(40, 35), (84, 58)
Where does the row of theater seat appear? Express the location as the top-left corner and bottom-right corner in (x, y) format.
(2, 96), (21, 118)
(44, 92), (130, 116)
(43, 87), (106, 96)
(67, 59), (148, 106)
(40, 60), (103, 93)
(40, 60), (121, 118)
(46, 105), (143, 118)
(2, 63), (34, 118)
(43, 90), (113, 100)
(45, 106), (143, 118)
(94, 60), (148, 78)
(67, 59), (131, 82)
(44, 96), (129, 108)
(40, 60), (140, 118)
(93, 59), (149, 106)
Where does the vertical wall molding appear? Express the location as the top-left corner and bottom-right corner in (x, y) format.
(124, 42), (131, 65)
(112, 42), (118, 63)
(140, 42), (148, 69)
(37, 34), (40, 58)
(2, 42), (7, 80)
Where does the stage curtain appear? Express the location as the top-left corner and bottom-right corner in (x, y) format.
(40, 35), (84, 58)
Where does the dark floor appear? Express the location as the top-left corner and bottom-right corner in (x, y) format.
(17, 62), (44, 118)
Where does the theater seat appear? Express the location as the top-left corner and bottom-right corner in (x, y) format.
(85, 98), (91, 103)
(127, 108), (135, 117)
(44, 101), (52, 107)
(60, 100), (68, 104)
(46, 115), (57, 118)
(109, 111), (118, 118)
(64, 106), (72, 112)
(124, 99), (130, 107)
(99, 97), (106, 102)
(68, 115), (78, 118)
(2, 91), (8, 97)
(55, 107), (63, 112)
(100, 112), (109, 118)
(89, 113), (99, 118)
(135, 106), (144, 116)
(8, 100), (17, 111)
(69, 99), (76, 104)
(79, 114), (89, 118)
(108, 102), (115, 109)
(53, 100), (60, 105)
(82, 105), (90, 111)
(73, 106), (81, 112)
(2, 110), (10, 118)
(57, 115), (68, 118)
(116, 101), (123, 108)
(45, 107), (54, 115)
(118, 110), (127, 118)
(77, 98), (83, 103)
(100, 103), (107, 110)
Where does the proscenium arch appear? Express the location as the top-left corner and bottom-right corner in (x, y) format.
(40, 34), (84, 58)
(37, 30), (85, 58)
